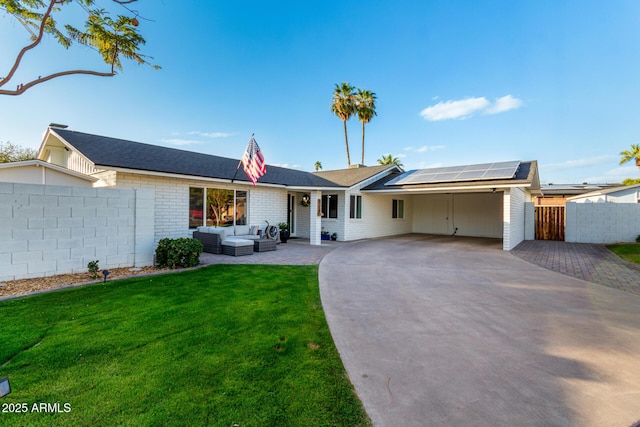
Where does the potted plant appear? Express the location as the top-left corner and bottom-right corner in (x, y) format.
(278, 222), (290, 243)
(321, 231), (330, 241)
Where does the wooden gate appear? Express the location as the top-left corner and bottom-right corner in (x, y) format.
(535, 206), (565, 241)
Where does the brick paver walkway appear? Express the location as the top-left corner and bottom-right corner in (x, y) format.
(512, 240), (640, 295)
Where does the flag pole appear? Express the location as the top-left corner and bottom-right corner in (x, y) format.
(231, 133), (254, 183)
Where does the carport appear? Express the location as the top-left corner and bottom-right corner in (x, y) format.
(361, 160), (541, 250)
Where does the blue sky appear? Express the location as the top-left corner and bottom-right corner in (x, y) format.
(1, 0), (640, 184)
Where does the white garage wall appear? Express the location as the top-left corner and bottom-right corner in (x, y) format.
(412, 194), (451, 234)
(412, 193), (502, 238)
(344, 193), (413, 240)
(452, 193), (503, 238)
(503, 187), (526, 250)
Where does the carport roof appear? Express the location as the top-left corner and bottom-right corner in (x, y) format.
(362, 160), (540, 192)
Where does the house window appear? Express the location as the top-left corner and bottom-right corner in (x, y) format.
(350, 195), (362, 219)
(321, 194), (338, 219)
(189, 187), (204, 228)
(189, 187), (248, 228)
(392, 199), (404, 219)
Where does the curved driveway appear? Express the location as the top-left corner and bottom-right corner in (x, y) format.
(319, 234), (640, 427)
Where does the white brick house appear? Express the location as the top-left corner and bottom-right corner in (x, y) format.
(36, 127), (540, 252)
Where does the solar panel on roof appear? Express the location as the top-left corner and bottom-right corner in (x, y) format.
(384, 161), (520, 186)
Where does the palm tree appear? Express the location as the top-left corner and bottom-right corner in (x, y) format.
(377, 154), (404, 170)
(355, 89), (377, 165)
(331, 82), (356, 166)
(314, 161), (323, 171)
(619, 144), (640, 171)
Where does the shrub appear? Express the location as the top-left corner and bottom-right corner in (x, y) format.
(155, 238), (204, 269)
(87, 260), (100, 279)
(636, 235), (640, 243)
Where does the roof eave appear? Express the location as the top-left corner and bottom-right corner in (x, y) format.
(95, 165), (347, 190)
(0, 159), (98, 182)
(362, 182), (534, 194)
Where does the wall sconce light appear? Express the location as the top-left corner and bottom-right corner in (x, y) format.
(492, 188), (497, 193)
(102, 270), (110, 283)
(0, 376), (11, 397)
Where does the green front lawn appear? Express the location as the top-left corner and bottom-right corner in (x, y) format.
(0, 265), (370, 426)
(607, 243), (640, 265)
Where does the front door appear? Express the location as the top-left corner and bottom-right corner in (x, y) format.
(288, 194), (296, 236)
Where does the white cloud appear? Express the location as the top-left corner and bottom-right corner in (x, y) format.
(161, 138), (201, 146)
(188, 131), (233, 138)
(396, 153), (408, 159)
(543, 155), (617, 172)
(420, 97), (490, 121)
(484, 95), (524, 115)
(405, 145), (445, 153)
(539, 155), (632, 184)
(419, 95), (523, 121)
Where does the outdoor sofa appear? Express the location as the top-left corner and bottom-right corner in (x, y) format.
(193, 225), (265, 254)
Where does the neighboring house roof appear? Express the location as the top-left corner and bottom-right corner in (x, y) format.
(43, 129), (342, 188)
(540, 183), (620, 196)
(0, 159), (97, 184)
(362, 161), (540, 193)
(566, 183), (640, 201)
(312, 164), (399, 187)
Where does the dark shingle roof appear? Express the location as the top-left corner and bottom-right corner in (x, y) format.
(312, 164), (398, 187)
(52, 129), (341, 187)
(362, 161), (539, 191)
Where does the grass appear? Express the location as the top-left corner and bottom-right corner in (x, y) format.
(607, 243), (640, 265)
(0, 265), (371, 427)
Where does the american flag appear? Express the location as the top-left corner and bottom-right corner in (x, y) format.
(241, 135), (266, 185)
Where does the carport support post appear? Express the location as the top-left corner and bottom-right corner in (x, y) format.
(309, 190), (322, 246)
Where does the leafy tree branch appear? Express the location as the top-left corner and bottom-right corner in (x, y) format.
(0, 0), (158, 96)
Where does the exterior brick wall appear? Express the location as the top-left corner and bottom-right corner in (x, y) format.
(0, 182), (154, 282)
(113, 173), (287, 243)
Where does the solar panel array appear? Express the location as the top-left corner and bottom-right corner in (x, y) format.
(385, 161), (521, 186)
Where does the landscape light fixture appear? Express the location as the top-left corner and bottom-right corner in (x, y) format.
(102, 270), (110, 283)
(0, 376), (11, 398)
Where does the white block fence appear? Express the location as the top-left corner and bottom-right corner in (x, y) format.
(0, 182), (155, 282)
(565, 202), (640, 244)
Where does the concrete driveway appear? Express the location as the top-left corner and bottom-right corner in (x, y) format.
(319, 234), (640, 427)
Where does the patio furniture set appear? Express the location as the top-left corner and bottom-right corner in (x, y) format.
(193, 225), (277, 257)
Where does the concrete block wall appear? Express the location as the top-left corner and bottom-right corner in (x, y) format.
(565, 202), (640, 243)
(0, 182), (154, 282)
